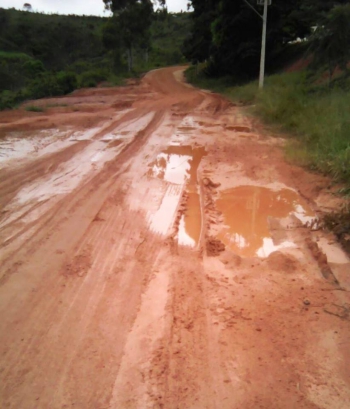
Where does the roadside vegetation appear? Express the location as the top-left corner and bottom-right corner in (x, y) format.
(0, 5), (190, 110)
(187, 67), (350, 188)
(185, 2), (350, 190)
(185, 1), (350, 250)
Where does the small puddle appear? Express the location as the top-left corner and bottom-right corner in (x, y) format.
(216, 185), (315, 257)
(148, 145), (206, 247)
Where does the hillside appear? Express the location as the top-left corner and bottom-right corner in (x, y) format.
(0, 8), (191, 109)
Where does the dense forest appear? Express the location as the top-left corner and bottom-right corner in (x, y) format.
(0, 4), (190, 109)
(184, 0), (350, 80)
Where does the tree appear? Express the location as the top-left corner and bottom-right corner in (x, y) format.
(23, 3), (32, 12)
(0, 8), (9, 37)
(182, 0), (217, 64)
(102, 0), (165, 71)
(184, 0), (349, 79)
(308, 4), (350, 84)
(102, 17), (123, 70)
(103, 0), (165, 13)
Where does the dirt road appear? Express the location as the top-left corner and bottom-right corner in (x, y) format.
(0, 67), (350, 409)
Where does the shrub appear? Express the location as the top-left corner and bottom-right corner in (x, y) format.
(28, 73), (62, 99)
(78, 69), (108, 88)
(27, 71), (77, 99)
(22, 59), (45, 76)
(56, 71), (78, 94)
(0, 90), (18, 109)
(25, 105), (44, 112)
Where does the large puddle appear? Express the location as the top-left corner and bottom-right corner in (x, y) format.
(148, 145), (206, 246)
(216, 185), (315, 257)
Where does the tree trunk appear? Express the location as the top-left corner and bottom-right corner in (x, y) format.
(127, 47), (133, 72)
(127, 48), (132, 72)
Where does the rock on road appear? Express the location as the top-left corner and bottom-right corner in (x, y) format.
(0, 67), (350, 409)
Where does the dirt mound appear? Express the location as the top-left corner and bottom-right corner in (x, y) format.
(306, 238), (338, 284)
(266, 251), (300, 273)
(225, 125), (251, 132)
(202, 177), (221, 189)
(206, 238), (225, 256)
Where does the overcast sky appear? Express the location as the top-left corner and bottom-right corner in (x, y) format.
(1, 0), (189, 15)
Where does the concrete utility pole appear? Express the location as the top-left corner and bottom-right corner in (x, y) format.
(259, 0), (268, 89)
(242, 0), (271, 89)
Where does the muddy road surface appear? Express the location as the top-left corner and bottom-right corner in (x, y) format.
(1, 67), (350, 409)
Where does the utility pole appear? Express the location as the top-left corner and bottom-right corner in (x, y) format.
(259, 0), (268, 88)
(242, 0), (271, 89)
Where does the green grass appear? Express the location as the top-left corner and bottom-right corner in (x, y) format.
(0, 51), (32, 61)
(186, 66), (350, 187)
(25, 105), (45, 112)
(45, 103), (68, 108)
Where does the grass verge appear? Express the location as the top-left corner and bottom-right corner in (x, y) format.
(186, 65), (350, 254)
(186, 65), (350, 188)
(25, 105), (45, 112)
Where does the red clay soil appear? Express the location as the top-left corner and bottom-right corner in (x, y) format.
(0, 67), (349, 409)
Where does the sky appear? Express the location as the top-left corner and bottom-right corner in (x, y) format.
(1, 0), (189, 15)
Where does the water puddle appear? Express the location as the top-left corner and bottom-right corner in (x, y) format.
(147, 145), (206, 186)
(0, 129), (70, 164)
(147, 145), (206, 247)
(216, 185), (315, 257)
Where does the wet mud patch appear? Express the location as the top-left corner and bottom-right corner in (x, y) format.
(148, 184), (183, 236)
(266, 251), (300, 274)
(225, 125), (251, 132)
(215, 185), (316, 258)
(306, 238), (339, 284)
(206, 238), (225, 256)
(177, 126), (196, 132)
(323, 210), (350, 256)
(63, 246), (92, 278)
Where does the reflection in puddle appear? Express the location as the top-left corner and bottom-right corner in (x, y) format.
(216, 186), (315, 257)
(148, 145), (206, 247)
(148, 145), (206, 186)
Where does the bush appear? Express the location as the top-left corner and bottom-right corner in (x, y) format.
(22, 59), (45, 76)
(25, 105), (45, 112)
(0, 90), (18, 109)
(78, 69), (108, 88)
(56, 71), (78, 94)
(28, 73), (63, 99)
(27, 71), (77, 99)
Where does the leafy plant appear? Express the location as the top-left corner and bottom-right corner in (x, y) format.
(308, 4), (350, 85)
(79, 69), (108, 88)
(25, 105), (45, 112)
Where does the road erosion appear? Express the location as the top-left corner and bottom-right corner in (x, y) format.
(0, 67), (350, 408)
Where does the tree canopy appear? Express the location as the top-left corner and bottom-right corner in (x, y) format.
(102, 0), (166, 71)
(184, 0), (350, 79)
(308, 4), (350, 83)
